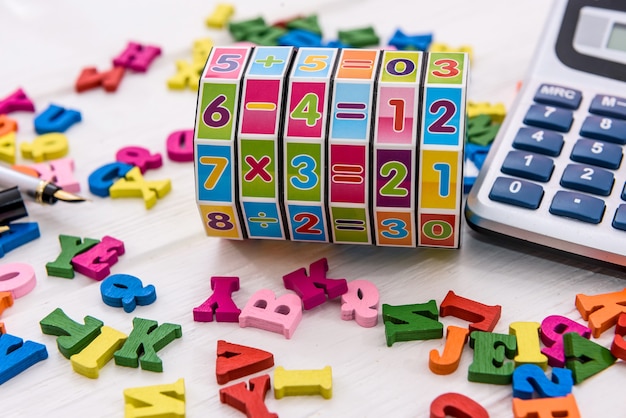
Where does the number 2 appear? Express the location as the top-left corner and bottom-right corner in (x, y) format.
(294, 213), (322, 235)
(428, 99), (457, 133)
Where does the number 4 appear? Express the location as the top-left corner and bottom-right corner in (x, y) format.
(291, 93), (321, 127)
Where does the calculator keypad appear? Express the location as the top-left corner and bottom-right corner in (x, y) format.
(580, 116), (626, 144)
(488, 83), (626, 229)
(549, 191), (605, 224)
(570, 139), (622, 169)
(512, 127), (564, 156)
(589, 94), (626, 120)
(523, 104), (574, 132)
(501, 151), (554, 182)
(560, 164), (614, 196)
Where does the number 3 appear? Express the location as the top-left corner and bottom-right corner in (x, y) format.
(431, 58), (460, 78)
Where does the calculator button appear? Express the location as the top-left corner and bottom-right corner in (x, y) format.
(489, 177), (543, 209)
(524, 104), (574, 132)
(512, 127), (564, 156)
(549, 191), (605, 224)
(534, 84), (582, 109)
(612, 204), (626, 231)
(621, 183), (626, 201)
(580, 116), (626, 145)
(589, 94), (626, 120)
(501, 150), (554, 182)
(560, 164), (614, 196)
(570, 139), (623, 169)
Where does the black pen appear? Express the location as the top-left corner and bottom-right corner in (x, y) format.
(0, 165), (87, 204)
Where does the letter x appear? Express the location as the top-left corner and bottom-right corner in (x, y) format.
(244, 156), (272, 182)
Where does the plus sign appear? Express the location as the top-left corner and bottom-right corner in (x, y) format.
(255, 55), (284, 68)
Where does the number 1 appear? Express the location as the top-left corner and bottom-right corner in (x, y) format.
(433, 162), (450, 197)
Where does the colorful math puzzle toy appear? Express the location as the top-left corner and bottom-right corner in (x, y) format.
(193, 46), (469, 248)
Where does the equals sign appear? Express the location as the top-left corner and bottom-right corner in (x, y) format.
(337, 102), (367, 119)
(342, 59), (374, 69)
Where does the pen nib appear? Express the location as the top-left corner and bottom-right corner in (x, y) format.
(53, 190), (89, 203)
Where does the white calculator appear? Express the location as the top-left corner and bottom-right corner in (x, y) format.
(465, 0), (626, 266)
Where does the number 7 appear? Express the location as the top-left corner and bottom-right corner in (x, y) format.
(199, 156), (228, 189)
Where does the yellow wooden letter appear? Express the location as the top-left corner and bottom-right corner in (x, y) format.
(20, 133), (69, 162)
(70, 325), (127, 378)
(510, 321), (548, 369)
(274, 366), (332, 399)
(124, 378), (185, 418)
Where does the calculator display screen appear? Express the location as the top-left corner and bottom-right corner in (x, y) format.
(556, 0), (626, 82)
(607, 22), (626, 52)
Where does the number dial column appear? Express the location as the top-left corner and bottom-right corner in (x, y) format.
(194, 47), (252, 239)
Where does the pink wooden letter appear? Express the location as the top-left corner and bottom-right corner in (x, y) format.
(540, 315), (591, 368)
(0, 263), (36, 299)
(28, 158), (80, 192)
(0, 89), (35, 115)
(113, 42), (162, 72)
(115, 146), (162, 174)
(193, 277), (241, 322)
(71, 236), (125, 281)
(166, 130), (194, 162)
(239, 289), (302, 339)
(283, 258), (347, 310)
(340, 279), (379, 327)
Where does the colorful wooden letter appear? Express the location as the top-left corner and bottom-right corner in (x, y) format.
(439, 290), (501, 332)
(273, 366), (332, 399)
(109, 166), (171, 209)
(610, 312), (626, 360)
(0, 222), (40, 257)
(283, 258), (347, 310)
(116, 146), (163, 174)
(75, 66), (125, 93)
(114, 317), (182, 372)
(71, 235), (125, 281)
(382, 300), (443, 346)
(88, 162), (134, 197)
(113, 42), (162, 72)
(0, 88), (35, 115)
(46, 234), (100, 278)
(124, 378), (185, 418)
(512, 364), (573, 399)
(0, 333), (48, 385)
(70, 325), (127, 378)
(429, 325), (469, 375)
(340, 279), (379, 327)
(166, 129), (194, 162)
(510, 321), (548, 369)
(216, 340), (274, 385)
(20, 133), (69, 162)
(39, 308), (103, 358)
(100, 274), (157, 313)
(429, 392), (488, 418)
(468, 330), (517, 385)
(24, 158), (80, 192)
(0, 262), (36, 299)
(239, 289), (303, 339)
(563, 331), (616, 384)
(575, 288), (626, 338)
(193, 276), (241, 322)
(220, 374), (277, 418)
(33, 104), (81, 134)
(512, 393), (580, 418)
(540, 315), (591, 368)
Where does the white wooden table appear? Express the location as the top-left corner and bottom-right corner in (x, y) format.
(2, 1), (625, 416)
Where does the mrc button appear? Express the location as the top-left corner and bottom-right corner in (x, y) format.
(534, 83), (582, 109)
